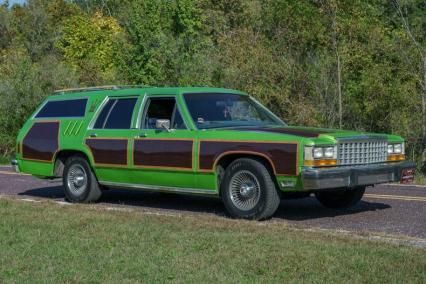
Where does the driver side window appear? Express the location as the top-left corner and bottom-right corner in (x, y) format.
(141, 97), (187, 130)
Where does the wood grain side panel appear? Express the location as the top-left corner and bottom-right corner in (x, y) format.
(22, 121), (60, 162)
(86, 138), (128, 166)
(134, 139), (193, 169)
(199, 141), (298, 175)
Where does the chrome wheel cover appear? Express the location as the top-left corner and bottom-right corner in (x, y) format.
(229, 170), (261, 211)
(67, 164), (88, 195)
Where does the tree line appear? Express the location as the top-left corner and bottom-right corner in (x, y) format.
(0, 0), (424, 168)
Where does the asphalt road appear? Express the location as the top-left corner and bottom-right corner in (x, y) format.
(1, 166), (425, 240)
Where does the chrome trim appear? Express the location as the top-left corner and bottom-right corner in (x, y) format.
(229, 170), (261, 211)
(337, 137), (388, 166)
(135, 93), (148, 129)
(88, 96), (109, 129)
(301, 161), (415, 190)
(99, 181), (218, 196)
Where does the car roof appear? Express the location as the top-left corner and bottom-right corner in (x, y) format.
(51, 86), (247, 100)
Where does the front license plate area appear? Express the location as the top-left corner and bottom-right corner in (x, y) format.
(357, 173), (393, 185)
(401, 168), (415, 184)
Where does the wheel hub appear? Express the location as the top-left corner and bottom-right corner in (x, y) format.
(67, 164), (87, 195)
(240, 181), (255, 198)
(229, 170), (261, 211)
(73, 174), (85, 187)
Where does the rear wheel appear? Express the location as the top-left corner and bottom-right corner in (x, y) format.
(63, 156), (101, 203)
(315, 187), (365, 209)
(221, 158), (280, 220)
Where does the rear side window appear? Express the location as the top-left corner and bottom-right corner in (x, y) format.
(93, 100), (115, 129)
(94, 98), (137, 129)
(36, 99), (87, 118)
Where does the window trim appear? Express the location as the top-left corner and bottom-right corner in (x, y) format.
(88, 96), (109, 129)
(139, 95), (188, 130)
(90, 96), (140, 130)
(101, 100), (118, 129)
(34, 97), (88, 119)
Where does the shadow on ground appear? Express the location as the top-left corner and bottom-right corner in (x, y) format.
(19, 185), (391, 220)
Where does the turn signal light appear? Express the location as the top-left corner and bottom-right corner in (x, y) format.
(388, 154), (405, 162)
(304, 159), (337, 167)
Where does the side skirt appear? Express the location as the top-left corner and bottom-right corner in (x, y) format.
(98, 181), (218, 197)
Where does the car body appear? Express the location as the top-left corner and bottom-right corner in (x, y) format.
(12, 86), (416, 219)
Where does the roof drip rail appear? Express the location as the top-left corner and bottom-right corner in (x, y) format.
(53, 85), (150, 95)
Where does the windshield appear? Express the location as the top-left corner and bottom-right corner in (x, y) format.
(183, 93), (285, 129)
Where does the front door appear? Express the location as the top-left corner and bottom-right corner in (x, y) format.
(85, 95), (141, 184)
(131, 95), (196, 188)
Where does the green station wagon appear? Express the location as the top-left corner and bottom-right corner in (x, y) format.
(12, 86), (415, 220)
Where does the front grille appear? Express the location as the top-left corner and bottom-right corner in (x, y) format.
(338, 140), (388, 166)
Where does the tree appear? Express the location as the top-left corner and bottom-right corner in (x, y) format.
(56, 11), (124, 84)
(392, 0), (426, 157)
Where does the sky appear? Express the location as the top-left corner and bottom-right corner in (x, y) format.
(1, 0), (26, 6)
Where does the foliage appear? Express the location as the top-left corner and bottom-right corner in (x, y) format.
(0, 0), (424, 166)
(56, 11), (124, 84)
(0, 48), (78, 154)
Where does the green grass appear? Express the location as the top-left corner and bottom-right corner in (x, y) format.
(414, 173), (426, 185)
(0, 199), (425, 283)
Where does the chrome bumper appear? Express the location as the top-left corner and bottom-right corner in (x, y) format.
(301, 161), (416, 190)
(11, 159), (20, 173)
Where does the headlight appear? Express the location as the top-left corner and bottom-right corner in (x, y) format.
(313, 148), (324, 158)
(388, 142), (404, 155)
(394, 144), (402, 154)
(387, 142), (405, 161)
(324, 147), (334, 158)
(304, 145), (337, 167)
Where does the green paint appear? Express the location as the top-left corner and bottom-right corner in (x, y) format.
(15, 87), (406, 194)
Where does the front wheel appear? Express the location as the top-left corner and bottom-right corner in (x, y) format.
(221, 158), (280, 220)
(315, 186), (365, 209)
(63, 155), (102, 203)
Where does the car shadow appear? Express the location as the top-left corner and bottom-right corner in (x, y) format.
(273, 198), (391, 221)
(19, 185), (391, 221)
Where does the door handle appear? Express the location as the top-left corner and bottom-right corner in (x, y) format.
(137, 133), (147, 138)
(89, 133), (98, 138)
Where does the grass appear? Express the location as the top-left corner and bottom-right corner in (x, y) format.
(414, 173), (426, 185)
(0, 199), (425, 283)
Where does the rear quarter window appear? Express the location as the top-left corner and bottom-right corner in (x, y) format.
(36, 99), (87, 118)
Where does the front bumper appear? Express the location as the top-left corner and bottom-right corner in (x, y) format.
(301, 161), (415, 190)
(11, 159), (20, 173)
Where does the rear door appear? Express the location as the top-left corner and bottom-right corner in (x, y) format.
(85, 95), (141, 184)
(131, 94), (196, 188)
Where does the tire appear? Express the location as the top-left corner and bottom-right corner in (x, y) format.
(315, 187), (365, 209)
(221, 158), (280, 220)
(62, 155), (102, 203)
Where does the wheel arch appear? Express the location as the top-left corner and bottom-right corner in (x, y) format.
(53, 149), (92, 177)
(214, 151), (277, 174)
(213, 151), (278, 195)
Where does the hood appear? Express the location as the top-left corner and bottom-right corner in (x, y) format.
(227, 126), (387, 140)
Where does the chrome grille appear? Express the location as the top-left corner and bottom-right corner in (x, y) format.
(338, 140), (388, 165)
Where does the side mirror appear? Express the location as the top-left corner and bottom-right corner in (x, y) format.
(155, 119), (171, 132)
